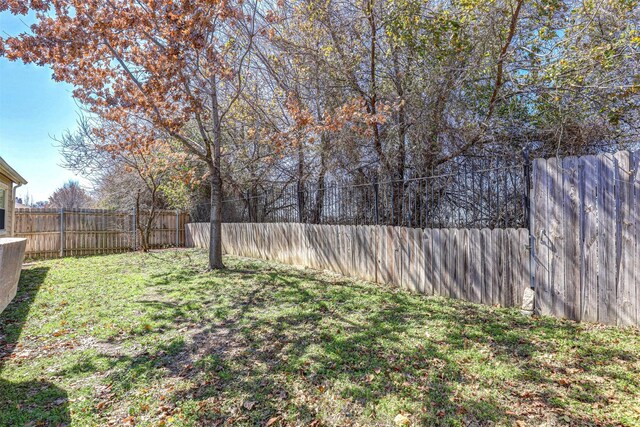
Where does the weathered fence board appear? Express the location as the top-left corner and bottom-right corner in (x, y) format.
(481, 229), (492, 305)
(615, 151), (634, 327)
(600, 155), (617, 324)
(563, 156), (580, 320)
(15, 208), (189, 259)
(186, 222), (530, 310)
(532, 159), (551, 315)
(580, 156), (599, 323)
(548, 157), (566, 319)
(422, 229), (433, 295)
(532, 150), (640, 327)
(495, 229), (505, 306)
(431, 229), (441, 297)
(470, 229), (481, 304)
(633, 151), (640, 328)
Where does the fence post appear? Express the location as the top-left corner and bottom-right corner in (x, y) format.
(175, 210), (180, 247)
(523, 148), (531, 230)
(296, 181), (304, 223)
(59, 207), (65, 257)
(523, 148), (535, 291)
(131, 207), (137, 251)
(246, 190), (254, 222)
(373, 179), (379, 225)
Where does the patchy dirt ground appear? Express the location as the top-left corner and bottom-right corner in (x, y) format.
(1, 250), (639, 426)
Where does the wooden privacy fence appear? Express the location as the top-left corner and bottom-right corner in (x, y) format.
(15, 208), (189, 259)
(187, 223), (531, 309)
(532, 150), (640, 327)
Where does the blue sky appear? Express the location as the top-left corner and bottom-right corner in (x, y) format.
(0, 12), (88, 202)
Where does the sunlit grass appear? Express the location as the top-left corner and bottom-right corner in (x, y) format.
(1, 249), (638, 426)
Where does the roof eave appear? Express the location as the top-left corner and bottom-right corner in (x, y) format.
(0, 156), (28, 185)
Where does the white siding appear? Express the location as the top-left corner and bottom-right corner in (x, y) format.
(0, 173), (13, 236)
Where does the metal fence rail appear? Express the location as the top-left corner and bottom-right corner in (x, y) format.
(218, 157), (530, 229)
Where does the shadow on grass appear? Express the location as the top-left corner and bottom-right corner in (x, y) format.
(0, 267), (71, 426)
(61, 254), (636, 426)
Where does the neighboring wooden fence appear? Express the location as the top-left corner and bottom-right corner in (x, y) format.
(187, 223), (531, 309)
(531, 150), (640, 327)
(15, 208), (189, 259)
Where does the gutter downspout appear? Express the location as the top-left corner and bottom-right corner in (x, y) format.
(11, 183), (23, 237)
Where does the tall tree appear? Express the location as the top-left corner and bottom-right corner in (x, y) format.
(48, 180), (93, 209)
(1, 0), (266, 269)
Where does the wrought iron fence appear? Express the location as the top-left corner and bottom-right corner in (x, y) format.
(214, 156), (530, 229)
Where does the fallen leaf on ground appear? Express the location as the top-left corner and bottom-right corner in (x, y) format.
(394, 413), (411, 426)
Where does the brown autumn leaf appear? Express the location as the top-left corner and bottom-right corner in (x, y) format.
(122, 415), (135, 425)
(557, 378), (571, 387)
(266, 416), (280, 426)
(394, 414), (411, 426)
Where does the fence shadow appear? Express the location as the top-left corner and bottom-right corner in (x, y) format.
(0, 266), (71, 426)
(115, 256), (631, 426)
(106, 268), (478, 425)
(31, 249), (635, 425)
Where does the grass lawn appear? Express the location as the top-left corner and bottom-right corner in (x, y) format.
(0, 250), (639, 426)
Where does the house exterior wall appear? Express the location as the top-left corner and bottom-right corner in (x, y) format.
(0, 172), (14, 236)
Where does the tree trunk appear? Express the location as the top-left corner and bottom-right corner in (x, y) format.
(391, 107), (406, 226)
(311, 133), (329, 224)
(209, 166), (224, 269)
(297, 141), (305, 223)
(365, 0), (388, 177)
(208, 75), (225, 270)
(143, 206), (155, 252)
(135, 191), (149, 252)
(391, 47), (407, 226)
